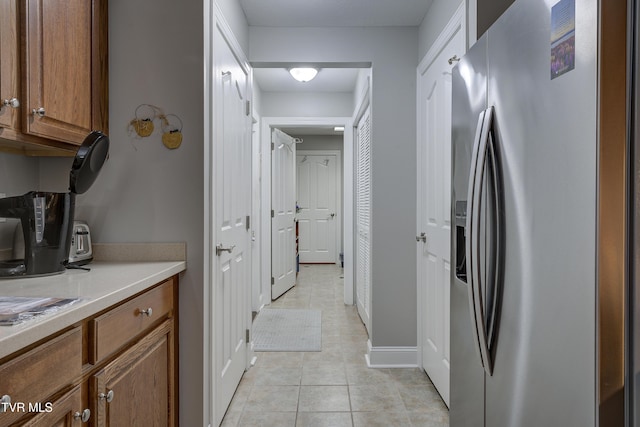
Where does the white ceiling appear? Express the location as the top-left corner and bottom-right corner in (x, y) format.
(253, 67), (360, 93)
(244, 0), (433, 134)
(239, 0), (434, 27)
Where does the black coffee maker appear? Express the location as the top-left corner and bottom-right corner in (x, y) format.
(0, 131), (109, 278)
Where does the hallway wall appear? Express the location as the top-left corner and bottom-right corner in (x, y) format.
(37, 0), (215, 425)
(249, 26), (419, 348)
(260, 92), (353, 117)
(0, 153), (39, 251)
(419, 0), (464, 59)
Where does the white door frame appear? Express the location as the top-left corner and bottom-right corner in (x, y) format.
(297, 149), (343, 265)
(204, 4), (253, 425)
(261, 117), (354, 305)
(416, 0), (466, 402)
(251, 111), (263, 313)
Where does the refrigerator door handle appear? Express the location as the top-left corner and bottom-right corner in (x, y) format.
(486, 121), (504, 363)
(466, 106), (496, 376)
(466, 108), (488, 371)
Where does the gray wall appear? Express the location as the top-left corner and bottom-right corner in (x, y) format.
(250, 26), (418, 347)
(260, 92), (353, 117)
(216, 0), (249, 54)
(0, 153), (39, 251)
(293, 134), (343, 153)
(38, 0), (212, 424)
(419, 0), (463, 59)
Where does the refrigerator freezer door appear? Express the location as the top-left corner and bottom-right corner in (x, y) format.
(450, 35), (488, 427)
(484, 0), (598, 426)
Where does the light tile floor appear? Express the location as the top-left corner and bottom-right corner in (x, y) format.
(221, 264), (449, 427)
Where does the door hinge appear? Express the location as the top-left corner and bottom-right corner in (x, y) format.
(271, 209), (275, 218)
(271, 277), (275, 285)
(246, 329), (250, 343)
(271, 142), (275, 150)
(245, 100), (251, 116)
(246, 215), (250, 230)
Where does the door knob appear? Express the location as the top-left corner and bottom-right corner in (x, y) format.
(416, 232), (427, 243)
(0, 395), (10, 413)
(74, 408), (91, 423)
(138, 307), (153, 317)
(2, 98), (19, 108)
(32, 107), (46, 117)
(98, 389), (114, 403)
(216, 244), (236, 256)
(329, 213), (336, 219)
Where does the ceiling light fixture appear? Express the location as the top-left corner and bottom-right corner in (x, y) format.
(334, 126), (345, 132)
(289, 67), (319, 82)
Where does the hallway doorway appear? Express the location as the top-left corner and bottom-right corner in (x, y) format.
(259, 117), (355, 307)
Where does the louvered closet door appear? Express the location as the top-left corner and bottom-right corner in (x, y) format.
(355, 107), (371, 333)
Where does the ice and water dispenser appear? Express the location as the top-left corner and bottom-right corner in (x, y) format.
(455, 200), (467, 283)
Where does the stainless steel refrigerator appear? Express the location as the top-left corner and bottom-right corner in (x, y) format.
(450, 0), (629, 425)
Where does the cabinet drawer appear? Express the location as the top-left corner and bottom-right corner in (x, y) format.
(91, 278), (175, 364)
(0, 327), (81, 427)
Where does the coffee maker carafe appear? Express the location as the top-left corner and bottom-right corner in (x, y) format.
(0, 131), (109, 277)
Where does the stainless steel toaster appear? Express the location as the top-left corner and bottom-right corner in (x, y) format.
(68, 221), (93, 265)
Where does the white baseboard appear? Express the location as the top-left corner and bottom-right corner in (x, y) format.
(365, 340), (418, 368)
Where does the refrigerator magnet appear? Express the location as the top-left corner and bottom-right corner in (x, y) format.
(550, 0), (576, 80)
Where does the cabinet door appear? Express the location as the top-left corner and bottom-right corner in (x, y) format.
(92, 320), (175, 427)
(0, 0), (19, 131)
(19, 385), (90, 426)
(24, 0), (93, 145)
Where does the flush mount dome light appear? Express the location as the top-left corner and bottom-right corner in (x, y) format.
(289, 67), (319, 82)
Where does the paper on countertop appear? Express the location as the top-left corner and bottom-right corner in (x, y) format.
(0, 297), (80, 326)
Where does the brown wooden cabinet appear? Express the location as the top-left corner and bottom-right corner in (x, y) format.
(0, 327), (82, 426)
(0, 0), (108, 156)
(20, 385), (88, 427)
(91, 321), (175, 427)
(0, 0), (20, 132)
(0, 276), (178, 427)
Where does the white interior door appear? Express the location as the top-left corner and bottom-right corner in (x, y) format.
(417, 21), (465, 408)
(271, 128), (297, 300)
(214, 26), (251, 425)
(296, 153), (338, 263)
(355, 107), (372, 333)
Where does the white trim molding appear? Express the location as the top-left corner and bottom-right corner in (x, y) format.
(415, 0), (467, 385)
(205, 5), (252, 426)
(418, 2), (466, 75)
(467, 0), (477, 47)
(365, 340), (418, 368)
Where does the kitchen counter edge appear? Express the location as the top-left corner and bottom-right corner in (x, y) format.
(0, 261), (186, 360)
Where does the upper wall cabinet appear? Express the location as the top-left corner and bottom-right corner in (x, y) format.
(0, 0), (108, 156)
(0, 0), (20, 132)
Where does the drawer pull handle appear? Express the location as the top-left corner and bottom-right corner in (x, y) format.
(32, 107), (46, 117)
(0, 395), (11, 413)
(98, 389), (114, 403)
(139, 307), (153, 317)
(74, 408), (91, 422)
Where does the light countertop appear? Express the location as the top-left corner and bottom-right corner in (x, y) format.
(0, 261), (186, 360)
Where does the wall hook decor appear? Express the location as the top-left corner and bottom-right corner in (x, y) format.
(130, 104), (156, 137)
(127, 104), (184, 150)
(160, 114), (183, 150)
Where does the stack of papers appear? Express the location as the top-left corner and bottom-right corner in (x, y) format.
(0, 297), (79, 326)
